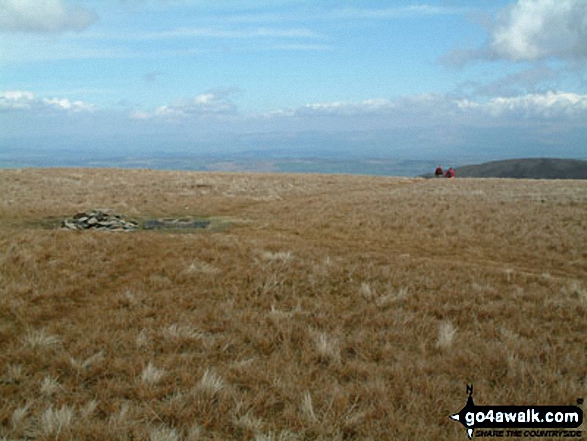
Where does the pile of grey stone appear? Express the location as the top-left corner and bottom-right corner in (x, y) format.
(61, 210), (139, 231)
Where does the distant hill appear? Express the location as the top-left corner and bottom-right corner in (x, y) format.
(455, 158), (587, 179)
(447, 158), (587, 179)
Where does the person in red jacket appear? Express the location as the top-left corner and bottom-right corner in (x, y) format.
(445, 167), (455, 178)
(435, 165), (444, 177)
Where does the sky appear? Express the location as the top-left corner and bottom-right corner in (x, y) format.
(1, 0), (586, 163)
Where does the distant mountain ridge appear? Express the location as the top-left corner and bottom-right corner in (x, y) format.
(453, 158), (587, 179)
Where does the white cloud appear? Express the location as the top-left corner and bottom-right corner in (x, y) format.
(458, 91), (587, 117)
(265, 91), (587, 122)
(0, 90), (36, 109)
(130, 110), (150, 120)
(265, 95), (460, 122)
(137, 92), (238, 120)
(293, 99), (396, 117)
(42, 97), (95, 112)
(9, 88), (585, 125)
(2, 88), (586, 159)
(442, 0), (587, 66)
(0, 0), (97, 33)
(491, 0), (587, 61)
(0, 90), (95, 112)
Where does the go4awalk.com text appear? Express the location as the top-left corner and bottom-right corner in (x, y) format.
(450, 385), (583, 439)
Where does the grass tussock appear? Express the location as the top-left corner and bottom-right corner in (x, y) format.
(23, 329), (61, 349)
(0, 168), (586, 439)
(436, 320), (457, 350)
(141, 362), (166, 386)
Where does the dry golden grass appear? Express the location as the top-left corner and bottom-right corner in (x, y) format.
(0, 168), (586, 440)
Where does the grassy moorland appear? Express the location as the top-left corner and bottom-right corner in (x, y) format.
(0, 168), (586, 440)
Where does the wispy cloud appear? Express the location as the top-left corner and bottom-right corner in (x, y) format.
(143, 26), (324, 40)
(189, 4), (466, 24)
(79, 26), (328, 44)
(330, 5), (466, 20)
(268, 43), (333, 51)
(0, 0), (97, 33)
(0, 36), (136, 62)
(72, 24), (331, 55)
(471, 66), (561, 97)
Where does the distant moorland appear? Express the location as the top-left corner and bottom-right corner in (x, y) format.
(0, 151), (444, 177)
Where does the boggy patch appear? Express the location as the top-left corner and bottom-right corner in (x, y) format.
(143, 218), (211, 230)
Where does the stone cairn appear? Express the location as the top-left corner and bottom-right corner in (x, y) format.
(61, 210), (139, 231)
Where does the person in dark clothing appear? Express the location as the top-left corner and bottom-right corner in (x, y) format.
(435, 165), (444, 177)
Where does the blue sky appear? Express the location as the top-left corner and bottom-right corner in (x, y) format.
(1, 0), (586, 162)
